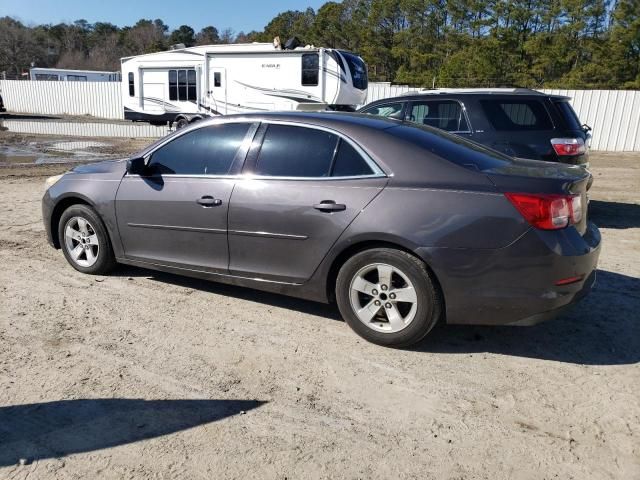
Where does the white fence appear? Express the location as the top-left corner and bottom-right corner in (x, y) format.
(1, 79), (639, 151)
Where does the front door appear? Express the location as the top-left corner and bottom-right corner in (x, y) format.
(208, 67), (227, 114)
(115, 122), (256, 272)
(228, 123), (387, 284)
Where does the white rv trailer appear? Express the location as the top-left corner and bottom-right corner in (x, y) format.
(120, 42), (368, 126)
(30, 68), (121, 82)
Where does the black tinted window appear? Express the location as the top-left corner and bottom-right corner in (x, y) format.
(169, 69), (197, 101)
(410, 100), (469, 131)
(554, 100), (582, 130)
(149, 123), (250, 175)
(481, 99), (553, 131)
(387, 123), (513, 172)
(128, 72), (134, 96)
(362, 102), (404, 119)
(302, 54), (319, 86)
(255, 125), (337, 177)
(332, 141), (373, 177)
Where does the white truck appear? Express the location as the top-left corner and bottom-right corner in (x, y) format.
(120, 40), (368, 127)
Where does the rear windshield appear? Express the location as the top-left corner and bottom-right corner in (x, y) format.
(554, 100), (582, 130)
(480, 99), (553, 131)
(386, 122), (514, 172)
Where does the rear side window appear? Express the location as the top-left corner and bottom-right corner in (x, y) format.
(410, 100), (469, 132)
(554, 101), (582, 130)
(332, 141), (374, 177)
(255, 125), (337, 177)
(480, 99), (553, 131)
(361, 102), (405, 119)
(148, 123), (251, 175)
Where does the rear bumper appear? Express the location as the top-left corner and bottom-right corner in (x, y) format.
(418, 222), (601, 326)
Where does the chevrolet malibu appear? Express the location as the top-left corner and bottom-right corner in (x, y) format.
(42, 112), (601, 347)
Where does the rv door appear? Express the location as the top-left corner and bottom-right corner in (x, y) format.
(208, 67), (227, 115)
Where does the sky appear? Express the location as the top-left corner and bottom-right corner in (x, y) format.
(0, 0), (327, 33)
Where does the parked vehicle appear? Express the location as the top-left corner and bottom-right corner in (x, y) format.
(359, 88), (592, 166)
(30, 67), (121, 82)
(42, 112), (600, 347)
(121, 41), (368, 128)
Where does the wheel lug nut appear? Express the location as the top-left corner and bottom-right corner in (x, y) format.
(389, 293), (396, 299)
(381, 285), (388, 291)
(374, 300), (381, 306)
(385, 303), (392, 309)
(372, 289), (378, 296)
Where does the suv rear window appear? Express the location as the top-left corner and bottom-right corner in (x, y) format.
(554, 100), (582, 130)
(386, 123), (513, 172)
(480, 99), (553, 131)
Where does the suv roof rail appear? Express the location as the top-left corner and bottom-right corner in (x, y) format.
(416, 87), (543, 95)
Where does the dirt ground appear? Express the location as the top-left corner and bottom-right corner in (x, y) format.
(0, 141), (638, 479)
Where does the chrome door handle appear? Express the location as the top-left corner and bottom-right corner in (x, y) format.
(197, 196), (222, 207)
(313, 200), (346, 212)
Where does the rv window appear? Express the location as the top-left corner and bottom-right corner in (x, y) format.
(128, 72), (134, 96)
(67, 75), (87, 82)
(148, 124), (251, 175)
(302, 53), (319, 86)
(214, 72), (221, 87)
(35, 74), (59, 81)
(169, 70), (177, 100)
(255, 125), (337, 177)
(169, 69), (197, 101)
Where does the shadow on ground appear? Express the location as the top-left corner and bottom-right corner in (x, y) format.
(113, 265), (342, 321)
(0, 398), (265, 467)
(589, 200), (640, 229)
(0, 113), (61, 121)
(112, 265), (639, 366)
(414, 270), (640, 366)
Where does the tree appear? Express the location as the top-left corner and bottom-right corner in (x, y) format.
(169, 25), (195, 47)
(196, 26), (220, 45)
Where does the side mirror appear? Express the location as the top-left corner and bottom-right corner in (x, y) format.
(126, 156), (146, 175)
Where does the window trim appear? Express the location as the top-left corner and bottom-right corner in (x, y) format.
(242, 120), (386, 180)
(406, 99), (473, 134)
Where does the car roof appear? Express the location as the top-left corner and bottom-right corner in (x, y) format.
(364, 88), (571, 103)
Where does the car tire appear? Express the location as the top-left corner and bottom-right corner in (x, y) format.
(336, 248), (441, 347)
(58, 204), (116, 275)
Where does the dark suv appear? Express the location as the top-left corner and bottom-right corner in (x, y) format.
(359, 89), (591, 166)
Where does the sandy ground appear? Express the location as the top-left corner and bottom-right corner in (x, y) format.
(0, 145), (638, 479)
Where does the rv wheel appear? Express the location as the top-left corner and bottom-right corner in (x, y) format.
(175, 117), (189, 130)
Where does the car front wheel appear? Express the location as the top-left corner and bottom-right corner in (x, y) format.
(58, 204), (116, 275)
(336, 248), (442, 347)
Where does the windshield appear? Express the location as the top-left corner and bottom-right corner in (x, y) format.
(339, 51), (368, 91)
(386, 122), (515, 172)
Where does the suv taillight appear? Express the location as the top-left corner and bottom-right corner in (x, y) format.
(505, 193), (582, 230)
(551, 137), (586, 156)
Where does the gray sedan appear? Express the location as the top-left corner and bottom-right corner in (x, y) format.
(42, 112), (601, 347)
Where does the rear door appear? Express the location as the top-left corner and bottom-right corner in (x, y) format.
(115, 122), (256, 272)
(227, 123), (387, 284)
(478, 97), (557, 160)
(405, 99), (472, 139)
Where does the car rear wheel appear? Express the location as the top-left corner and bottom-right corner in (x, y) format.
(58, 204), (116, 275)
(336, 248), (441, 347)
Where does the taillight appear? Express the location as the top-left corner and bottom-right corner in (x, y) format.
(551, 138), (586, 156)
(505, 193), (582, 230)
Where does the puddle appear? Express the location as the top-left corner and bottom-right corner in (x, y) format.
(0, 144), (110, 166)
(50, 141), (109, 151)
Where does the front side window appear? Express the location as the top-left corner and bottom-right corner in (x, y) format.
(480, 99), (553, 131)
(255, 125), (337, 177)
(301, 53), (319, 86)
(409, 100), (469, 132)
(128, 72), (134, 96)
(148, 123), (251, 175)
(169, 69), (197, 101)
(361, 102), (405, 119)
